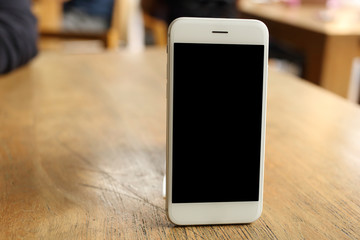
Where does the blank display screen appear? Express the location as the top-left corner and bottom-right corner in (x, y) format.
(172, 43), (264, 203)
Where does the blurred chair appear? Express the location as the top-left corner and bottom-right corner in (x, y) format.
(32, 0), (62, 33)
(141, 0), (168, 46)
(32, 0), (126, 49)
(143, 12), (167, 46)
(32, 0), (166, 49)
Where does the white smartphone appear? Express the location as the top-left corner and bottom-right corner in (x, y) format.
(166, 17), (268, 225)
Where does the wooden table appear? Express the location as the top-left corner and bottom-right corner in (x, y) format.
(1, 48), (359, 239)
(239, 0), (360, 98)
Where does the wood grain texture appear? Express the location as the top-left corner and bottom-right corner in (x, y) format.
(0, 48), (360, 239)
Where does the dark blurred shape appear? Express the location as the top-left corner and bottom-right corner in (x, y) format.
(63, 0), (114, 33)
(0, 0), (38, 74)
(167, 0), (238, 24)
(270, 39), (305, 78)
(142, 0), (239, 25)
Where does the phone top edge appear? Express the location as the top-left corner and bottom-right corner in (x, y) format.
(169, 17), (267, 25)
(169, 17), (269, 33)
(168, 17), (269, 46)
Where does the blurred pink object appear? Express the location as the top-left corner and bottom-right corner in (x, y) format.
(326, 0), (340, 9)
(287, 0), (301, 7)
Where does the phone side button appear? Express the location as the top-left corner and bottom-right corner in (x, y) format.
(166, 62), (169, 99)
(166, 80), (168, 99)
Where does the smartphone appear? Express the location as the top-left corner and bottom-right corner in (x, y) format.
(166, 17), (268, 225)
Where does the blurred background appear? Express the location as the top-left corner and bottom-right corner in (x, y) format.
(30, 0), (360, 103)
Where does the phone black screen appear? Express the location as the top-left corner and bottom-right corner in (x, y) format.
(172, 43), (265, 203)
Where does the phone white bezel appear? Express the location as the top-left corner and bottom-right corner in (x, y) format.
(166, 17), (269, 226)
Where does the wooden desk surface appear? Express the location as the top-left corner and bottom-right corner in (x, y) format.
(1, 48), (359, 239)
(239, 0), (360, 36)
(239, 0), (360, 99)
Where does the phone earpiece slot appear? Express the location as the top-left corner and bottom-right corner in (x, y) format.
(212, 31), (228, 34)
